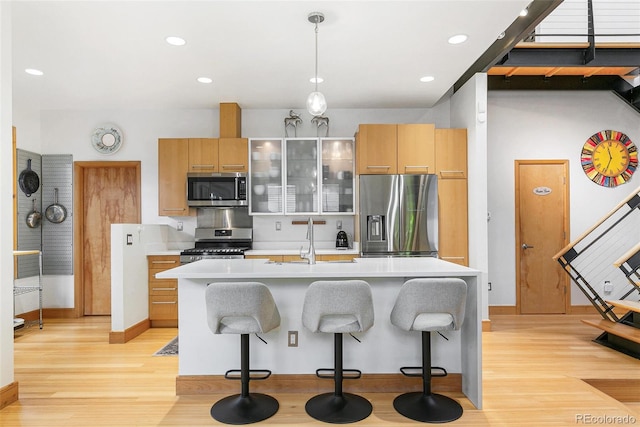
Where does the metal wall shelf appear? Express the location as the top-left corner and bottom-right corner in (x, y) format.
(13, 250), (43, 329)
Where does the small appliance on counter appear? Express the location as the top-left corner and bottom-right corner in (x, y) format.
(335, 231), (350, 249)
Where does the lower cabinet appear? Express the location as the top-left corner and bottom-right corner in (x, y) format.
(147, 255), (179, 327)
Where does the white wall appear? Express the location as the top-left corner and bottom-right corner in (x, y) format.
(487, 90), (640, 307)
(451, 73), (489, 320)
(0, 0), (15, 391)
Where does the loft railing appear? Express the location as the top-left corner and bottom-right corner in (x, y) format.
(553, 185), (640, 321)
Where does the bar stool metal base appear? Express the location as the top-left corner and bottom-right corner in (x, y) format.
(393, 392), (463, 423)
(305, 392), (373, 424)
(210, 393), (279, 425)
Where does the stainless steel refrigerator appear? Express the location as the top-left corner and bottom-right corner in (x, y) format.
(359, 174), (438, 257)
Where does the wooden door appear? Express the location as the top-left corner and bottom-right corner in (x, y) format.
(218, 138), (248, 172)
(397, 124), (435, 174)
(516, 160), (570, 314)
(356, 124), (398, 174)
(188, 138), (218, 172)
(80, 163), (140, 315)
(158, 138), (189, 216)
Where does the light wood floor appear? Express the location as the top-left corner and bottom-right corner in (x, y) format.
(2, 315), (640, 426)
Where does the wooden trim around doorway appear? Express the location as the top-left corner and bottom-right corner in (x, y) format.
(73, 161), (142, 318)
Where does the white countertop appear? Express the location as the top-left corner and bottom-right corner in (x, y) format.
(157, 257), (478, 280)
(245, 248), (359, 256)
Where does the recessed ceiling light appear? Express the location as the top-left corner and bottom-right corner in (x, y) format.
(420, 76), (435, 83)
(25, 68), (43, 76)
(519, 8), (529, 17)
(166, 36), (186, 46)
(448, 34), (468, 45)
(197, 77), (213, 84)
(497, 31), (506, 40)
(310, 77), (324, 84)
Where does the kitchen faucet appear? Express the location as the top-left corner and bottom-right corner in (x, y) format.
(300, 217), (316, 265)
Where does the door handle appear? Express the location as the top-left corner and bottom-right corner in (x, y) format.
(522, 243), (534, 249)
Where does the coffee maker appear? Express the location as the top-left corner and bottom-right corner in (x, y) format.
(335, 231), (349, 249)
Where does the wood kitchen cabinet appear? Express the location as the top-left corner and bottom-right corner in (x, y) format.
(188, 138), (218, 172)
(356, 124), (435, 175)
(147, 255), (180, 327)
(158, 137), (249, 216)
(188, 138), (248, 173)
(218, 138), (249, 172)
(158, 138), (190, 216)
(435, 128), (468, 266)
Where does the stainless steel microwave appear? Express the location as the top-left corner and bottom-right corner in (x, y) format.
(187, 173), (247, 207)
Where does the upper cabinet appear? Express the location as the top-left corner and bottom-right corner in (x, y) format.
(158, 138), (190, 216)
(218, 138), (249, 173)
(435, 128), (467, 179)
(188, 138), (218, 173)
(356, 124), (435, 175)
(188, 138), (248, 173)
(249, 139), (284, 215)
(158, 137), (249, 216)
(248, 137), (354, 215)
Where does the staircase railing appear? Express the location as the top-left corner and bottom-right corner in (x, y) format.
(553, 185), (640, 321)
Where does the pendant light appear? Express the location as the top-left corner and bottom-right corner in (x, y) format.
(306, 12), (327, 116)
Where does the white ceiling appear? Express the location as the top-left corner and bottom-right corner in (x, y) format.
(11, 0), (532, 112)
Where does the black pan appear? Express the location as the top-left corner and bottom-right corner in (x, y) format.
(19, 159), (40, 197)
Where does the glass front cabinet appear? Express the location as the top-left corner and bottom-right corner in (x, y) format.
(249, 137), (354, 215)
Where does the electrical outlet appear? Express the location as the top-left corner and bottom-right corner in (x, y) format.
(604, 280), (613, 294)
(276, 221), (281, 231)
(126, 234), (133, 245)
(336, 220), (342, 230)
(177, 221), (183, 231)
(288, 331), (298, 347)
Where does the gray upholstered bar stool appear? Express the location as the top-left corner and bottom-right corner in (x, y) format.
(302, 280), (374, 424)
(205, 281), (281, 425)
(390, 278), (467, 423)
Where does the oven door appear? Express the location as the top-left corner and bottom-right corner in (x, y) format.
(187, 173), (247, 207)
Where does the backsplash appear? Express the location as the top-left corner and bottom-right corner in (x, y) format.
(251, 215), (355, 250)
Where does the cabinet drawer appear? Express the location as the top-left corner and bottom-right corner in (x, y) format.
(149, 295), (178, 320)
(148, 256), (180, 270)
(149, 279), (177, 294)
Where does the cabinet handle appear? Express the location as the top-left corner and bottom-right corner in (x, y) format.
(440, 170), (465, 174)
(191, 164), (215, 168)
(162, 208), (186, 212)
(366, 165), (391, 169)
(151, 260), (177, 264)
(221, 164), (245, 169)
(151, 301), (177, 304)
(151, 287), (177, 291)
(404, 165), (429, 170)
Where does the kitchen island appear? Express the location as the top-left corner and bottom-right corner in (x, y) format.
(157, 257), (482, 408)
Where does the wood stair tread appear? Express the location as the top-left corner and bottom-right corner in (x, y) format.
(606, 299), (640, 313)
(582, 319), (640, 344)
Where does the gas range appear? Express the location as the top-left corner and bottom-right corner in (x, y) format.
(180, 227), (252, 264)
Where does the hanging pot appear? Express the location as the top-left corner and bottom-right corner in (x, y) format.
(19, 159), (40, 197)
(45, 188), (67, 224)
(26, 198), (42, 229)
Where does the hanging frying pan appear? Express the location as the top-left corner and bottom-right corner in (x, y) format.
(45, 188), (67, 224)
(26, 198), (42, 229)
(19, 158), (40, 197)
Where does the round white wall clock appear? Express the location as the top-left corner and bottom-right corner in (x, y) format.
(92, 126), (123, 154)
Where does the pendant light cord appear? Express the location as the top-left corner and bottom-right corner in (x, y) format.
(314, 21), (319, 92)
